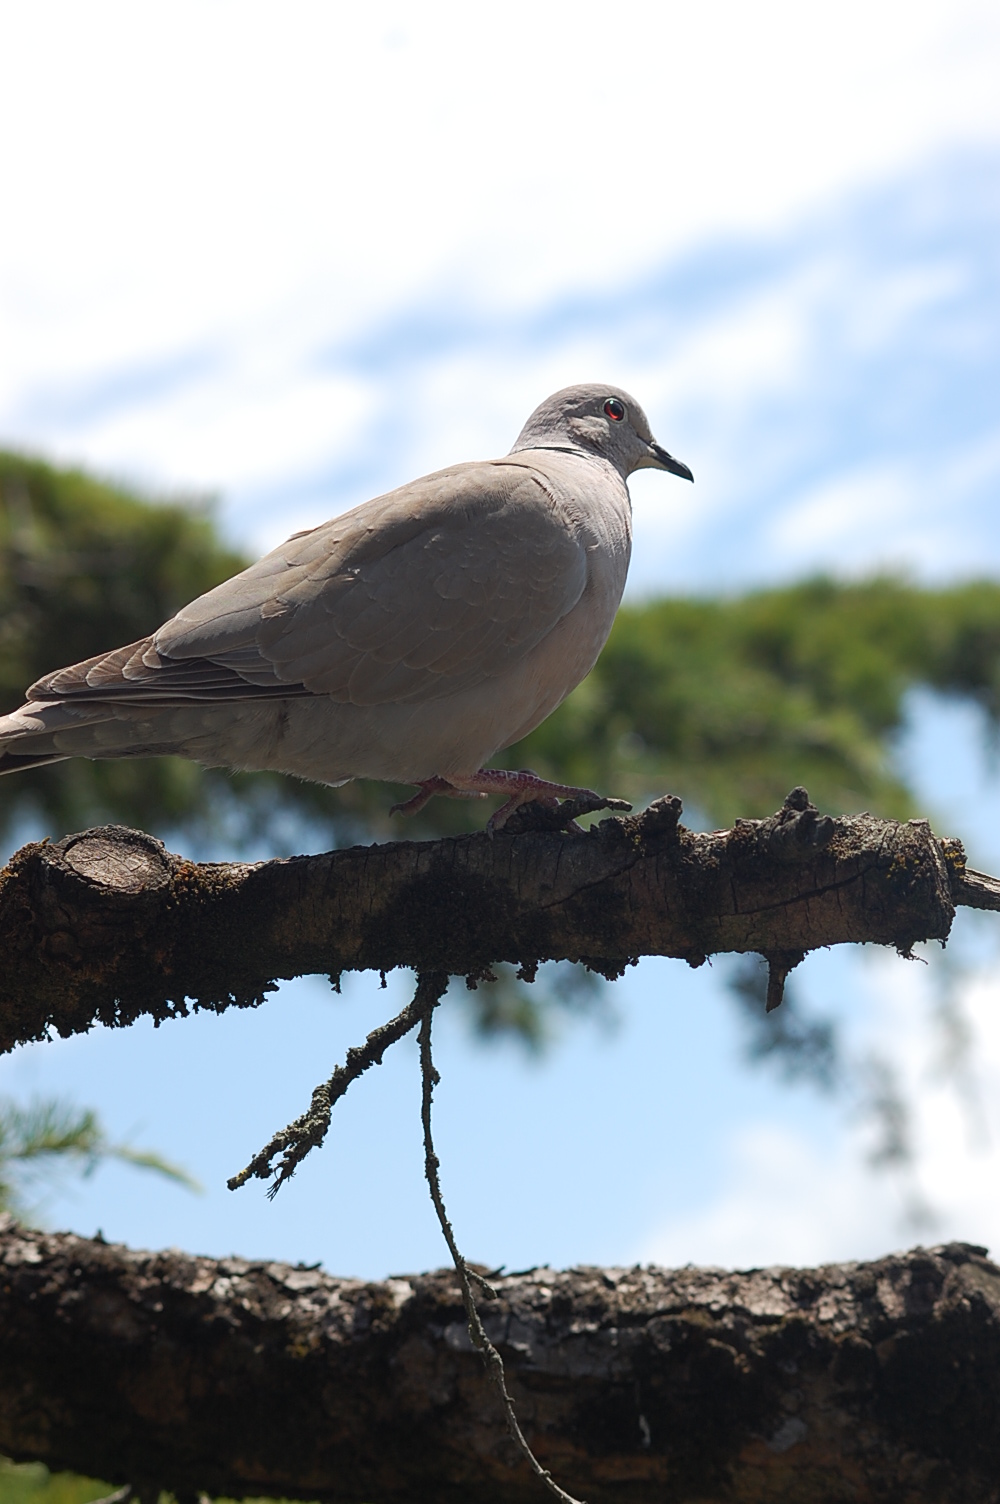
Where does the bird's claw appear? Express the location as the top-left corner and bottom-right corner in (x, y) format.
(497, 791), (632, 835)
(391, 778), (488, 817)
(391, 768), (630, 834)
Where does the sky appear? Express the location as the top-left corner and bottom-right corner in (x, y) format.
(2, 0), (1000, 1279)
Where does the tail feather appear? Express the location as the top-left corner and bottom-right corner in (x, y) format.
(0, 751), (70, 776)
(0, 699), (120, 771)
(0, 693), (319, 780)
(0, 695), (263, 773)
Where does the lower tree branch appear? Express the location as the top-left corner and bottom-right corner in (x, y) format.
(0, 789), (979, 1054)
(2, 1220), (999, 1502)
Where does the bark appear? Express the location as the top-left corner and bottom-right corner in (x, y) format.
(2, 1220), (1000, 1503)
(0, 787), (991, 1055)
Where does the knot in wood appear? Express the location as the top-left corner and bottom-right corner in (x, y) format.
(61, 827), (172, 893)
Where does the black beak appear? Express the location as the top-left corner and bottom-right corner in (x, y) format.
(648, 442), (694, 482)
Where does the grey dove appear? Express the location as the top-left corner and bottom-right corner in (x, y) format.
(0, 385), (692, 828)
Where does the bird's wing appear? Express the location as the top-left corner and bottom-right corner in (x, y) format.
(29, 462), (589, 707)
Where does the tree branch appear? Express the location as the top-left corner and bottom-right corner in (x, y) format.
(2, 1219), (999, 1501)
(0, 789), (982, 1054)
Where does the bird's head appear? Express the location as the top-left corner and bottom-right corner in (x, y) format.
(510, 383), (693, 482)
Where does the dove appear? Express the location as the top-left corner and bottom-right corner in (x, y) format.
(0, 385), (692, 828)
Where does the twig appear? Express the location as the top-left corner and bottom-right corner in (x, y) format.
(228, 972), (450, 1194)
(417, 991), (586, 1504)
(957, 867), (1000, 911)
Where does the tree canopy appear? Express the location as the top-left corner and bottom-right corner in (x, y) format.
(521, 577), (1000, 826)
(0, 451), (245, 841)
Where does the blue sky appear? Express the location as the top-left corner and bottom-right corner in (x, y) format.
(2, 1), (1000, 1276)
(226, 148), (1000, 595)
(6, 148), (999, 600)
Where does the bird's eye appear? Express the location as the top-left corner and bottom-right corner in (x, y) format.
(604, 398), (625, 421)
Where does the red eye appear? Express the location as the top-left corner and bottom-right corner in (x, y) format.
(604, 397), (625, 421)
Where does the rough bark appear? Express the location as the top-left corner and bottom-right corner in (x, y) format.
(0, 788), (990, 1055)
(2, 1220), (1000, 1503)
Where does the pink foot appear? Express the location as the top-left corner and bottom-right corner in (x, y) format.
(445, 768), (619, 832)
(391, 768), (630, 831)
(390, 777), (487, 818)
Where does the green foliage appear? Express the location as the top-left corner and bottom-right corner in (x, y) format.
(0, 1097), (199, 1220)
(0, 1459), (111, 1504)
(513, 577), (1000, 825)
(0, 450), (249, 839)
(0, 1463), (311, 1504)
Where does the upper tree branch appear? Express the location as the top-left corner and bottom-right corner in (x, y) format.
(3, 1219), (1000, 1502)
(0, 788), (985, 1054)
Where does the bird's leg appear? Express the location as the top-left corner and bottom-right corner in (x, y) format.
(446, 767), (611, 832)
(392, 768), (629, 832)
(390, 777), (488, 818)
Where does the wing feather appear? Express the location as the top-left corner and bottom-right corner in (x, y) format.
(28, 460), (588, 709)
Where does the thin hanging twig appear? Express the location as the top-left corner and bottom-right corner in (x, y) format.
(228, 963), (584, 1498)
(229, 972), (450, 1195)
(417, 992), (586, 1504)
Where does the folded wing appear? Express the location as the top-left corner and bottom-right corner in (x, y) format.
(29, 462), (589, 708)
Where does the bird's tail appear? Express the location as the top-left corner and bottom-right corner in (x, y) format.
(0, 749), (71, 775)
(0, 699), (149, 774)
(0, 694), (296, 778)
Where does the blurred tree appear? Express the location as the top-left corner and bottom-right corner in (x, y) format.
(0, 1456), (111, 1504)
(0, 450), (245, 841)
(518, 577), (1000, 825)
(0, 1097), (198, 1223)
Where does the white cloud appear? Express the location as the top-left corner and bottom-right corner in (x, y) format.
(57, 366), (377, 499)
(766, 466), (913, 558)
(760, 425), (1000, 582)
(0, 1), (997, 580)
(2, 0), (998, 413)
(838, 260), (970, 354)
(639, 946), (1000, 1271)
(637, 1122), (914, 1270)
